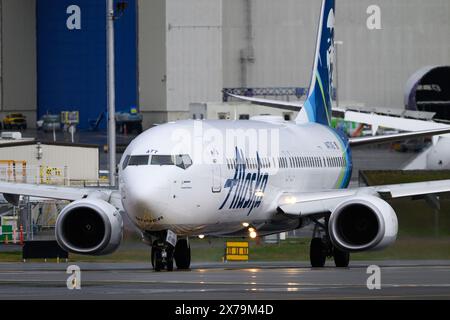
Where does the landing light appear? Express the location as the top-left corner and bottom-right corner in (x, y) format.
(254, 191), (264, 197)
(248, 227), (256, 233)
(284, 196), (297, 204)
(249, 231), (258, 239)
(242, 222), (250, 227)
(198, 235), (205, 239)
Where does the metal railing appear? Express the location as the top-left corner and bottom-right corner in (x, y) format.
(0, 163), (69, 186)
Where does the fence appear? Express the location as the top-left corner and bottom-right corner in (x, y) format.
(0, 161), (111, 187)
(0, 161), (69, 185)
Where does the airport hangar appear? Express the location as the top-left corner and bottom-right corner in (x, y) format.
(0, 0), (449, 129)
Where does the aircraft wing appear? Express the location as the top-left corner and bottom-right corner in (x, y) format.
(0, 181), (93, 201)
(343, 110), (448, 134)
(0, 181), (122, 209)
(227, 93), (302, 111)
(348, 127), (450, 147)
(227, 95), (450, 145)
(278, 179), (450, 216)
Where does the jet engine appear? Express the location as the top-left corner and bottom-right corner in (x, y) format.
(328, 195), (398, 252)
(55, 198), (123, 255)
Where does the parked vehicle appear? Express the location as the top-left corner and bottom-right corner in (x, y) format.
(3, 113), (27, 130)
(116, 111), (143, 134)
(41, 114), (61, 132)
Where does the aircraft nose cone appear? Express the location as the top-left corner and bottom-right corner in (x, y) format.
(121, 168), (170, 224)
(125, 179), (167, 207)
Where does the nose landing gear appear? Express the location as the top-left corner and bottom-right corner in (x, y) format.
(150, 231), (191, 272)
(151, 241), (174, 272)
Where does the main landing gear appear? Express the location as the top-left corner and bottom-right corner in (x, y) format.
(310, 218), (350, 268)
(151, 232), (191, 272)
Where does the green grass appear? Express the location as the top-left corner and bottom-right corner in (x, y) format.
(392, 200), (450, 237)
(1, 236), (449, 263)
(0, 251), (22, 262)
(73, 236), (450, 262)
(351, 237), (450, 260)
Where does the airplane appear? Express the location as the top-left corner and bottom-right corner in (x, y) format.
(335, 109), (450, 170)
(2, 0), (450, 271)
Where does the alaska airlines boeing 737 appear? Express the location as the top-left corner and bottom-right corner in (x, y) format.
(2, 0), (450, 270)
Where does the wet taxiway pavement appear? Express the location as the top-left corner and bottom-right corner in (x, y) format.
(0, 261), (448, 300)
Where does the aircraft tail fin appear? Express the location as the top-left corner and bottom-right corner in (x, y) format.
(296, 0), (335, 126)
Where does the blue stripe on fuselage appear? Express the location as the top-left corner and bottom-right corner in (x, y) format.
(329, 127), (353, 189)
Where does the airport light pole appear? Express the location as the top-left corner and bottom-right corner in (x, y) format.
(107, 0), (116, 187)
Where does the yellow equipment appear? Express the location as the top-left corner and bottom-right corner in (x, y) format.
(224, 242), (249, 261)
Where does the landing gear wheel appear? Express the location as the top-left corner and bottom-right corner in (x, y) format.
(310, 238), (326, 268)
(151, 240), (158, 269)
(174, 239), (191, 270)
(166, 258), (174, 272)
(151, 246), (155, 269)
(166, 245), (174, 272)
(153, 249), (164, 272)
(333, 247), (350, 267)
(151, 240), (175, 272)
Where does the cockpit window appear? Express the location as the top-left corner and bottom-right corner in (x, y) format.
(151, 154), (193, 169)
(175, 155), (193, 169)
(151, 155), (175, 166)
(128, 155), (150, 166)
(122, 155), (130, 170)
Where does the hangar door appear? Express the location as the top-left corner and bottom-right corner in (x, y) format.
(36, 0), (138, 129)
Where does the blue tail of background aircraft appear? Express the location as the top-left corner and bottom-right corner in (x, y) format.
(298, 0), (335, 126)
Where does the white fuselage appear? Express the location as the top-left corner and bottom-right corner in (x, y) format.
(118, 119), (352, 236)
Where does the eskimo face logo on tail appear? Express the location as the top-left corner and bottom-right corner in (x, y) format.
(218, 148), (269, 216)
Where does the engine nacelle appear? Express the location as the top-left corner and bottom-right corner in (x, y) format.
(329, 195), (398, 252)
(55, 198), (123, 255)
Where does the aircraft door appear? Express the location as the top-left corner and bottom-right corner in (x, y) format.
(283, 151), (295, 187)
(211, 147), (221, 193)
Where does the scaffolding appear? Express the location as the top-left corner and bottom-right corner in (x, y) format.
(0, 160), (27, 183)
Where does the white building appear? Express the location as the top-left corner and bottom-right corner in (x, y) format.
(0, 140), (99, 182)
